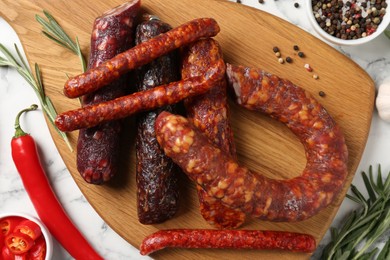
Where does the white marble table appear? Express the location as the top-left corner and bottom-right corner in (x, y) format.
(0, 0), (389, 259)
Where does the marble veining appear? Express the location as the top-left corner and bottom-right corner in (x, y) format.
(1, 0), (390, 259)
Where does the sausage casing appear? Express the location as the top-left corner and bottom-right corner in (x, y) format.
(140, 229), (316, 255)
(181, 39), (245, 229)
(64, 18), (220, 98)
(76, 0), (140, 184)
(155, 75), (348, 222)
(135, 15), (181, 224)
(55, 58), (225, 132)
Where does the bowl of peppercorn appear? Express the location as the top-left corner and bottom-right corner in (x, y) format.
(306, 0), (390, 45)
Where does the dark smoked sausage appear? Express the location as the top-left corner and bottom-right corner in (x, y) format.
(135, 15), (181, 224)
(181, 39), (246, 229)
(140, 229), (316, 255)
(77, 0), (140, 184)
(63, 18), (221, 98)
(55, 58), (225, 132)
(155, 64), (348, 222)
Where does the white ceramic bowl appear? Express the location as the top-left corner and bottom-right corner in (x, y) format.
(0, 212), (53, 260)
(305, 0), (390, 45)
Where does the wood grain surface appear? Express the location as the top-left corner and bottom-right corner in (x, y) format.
(0, 0), (375, 259)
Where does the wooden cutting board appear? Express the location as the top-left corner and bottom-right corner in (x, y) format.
(0, 0), (375, 259)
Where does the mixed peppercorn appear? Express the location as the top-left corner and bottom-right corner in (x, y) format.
(312, 0), (387, 40)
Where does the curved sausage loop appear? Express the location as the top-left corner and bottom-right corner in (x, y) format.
(155, 64), (348, 222)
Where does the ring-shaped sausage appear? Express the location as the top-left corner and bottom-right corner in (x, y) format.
(155, 63), (348, 221)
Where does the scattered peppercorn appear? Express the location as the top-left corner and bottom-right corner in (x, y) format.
(319, 91), (326, 97)
(273, 46), (280, 53)
(311, 0), (387, 40)
(286, 56), (292, 63)
(304, 63), (313, 72)
(293, 45), (299, 51)
(298, 51), (305, 58)
(259, 0), (264, 4)
(275, 51), (281, 57)
(278, 58), (284, 64)
(313, 74), (319, 80)
(236, 0), (241, 3)
(294, 2), (300, 8)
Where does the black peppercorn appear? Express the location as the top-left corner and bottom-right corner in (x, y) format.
(311, 0), (387, 40)
(294, 2), (300, 8)
(286, 56), (293, 63)
(273, 46), (280, 53)
(298, 51), (305, 58)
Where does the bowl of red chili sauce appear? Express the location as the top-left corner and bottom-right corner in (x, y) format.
(306, 0), (390, 45)
(0, 212), (53, 260)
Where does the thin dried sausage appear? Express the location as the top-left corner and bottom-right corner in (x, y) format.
(135, 15), (181, 224)
(139, 229), (316, 255)
(55, 59), (225, 132)
(155, 65), (348, 222)
(181, 39), (245, 229)
(63, 18), (220, 98)
(77, 0), (140, 184)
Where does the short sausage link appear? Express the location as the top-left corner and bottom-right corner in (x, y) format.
(135, 15), (181, 224)
(140, 229), (316, 255)
(55, 59), (225, 132)
(76, 0), (140, 184)
(155, 75), (348, 222)
(181, 39), (245, 229)
(64, 18), (220, 98)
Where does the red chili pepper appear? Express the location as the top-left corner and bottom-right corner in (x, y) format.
(2, 245), (26, 260)
(5, 232), (34, 255)
(0, 231), (4, 249)
(1, 217), (23, 236)
(13, 220), (42, 240)
(10, 105), (103, 260)
(27, 236), (46, 260)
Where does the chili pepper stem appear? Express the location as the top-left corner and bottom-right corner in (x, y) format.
(14, 104), (38, 138)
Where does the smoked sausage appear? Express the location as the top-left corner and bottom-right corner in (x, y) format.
(63, 18), (220, 98)
(77, 0), (140, 184)
(181, 39), (245, 229)
(155, 70), (348, 222)
(135, 15), (181, 224)
(55, 58), (225, 132)
(140, 229), (316, 255)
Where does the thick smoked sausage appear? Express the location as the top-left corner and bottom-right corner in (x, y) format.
(77, 0), (140, 184)
(63, 18), (220, 98)
(181, 39), (245, 229)
(135, 15), (181, 224)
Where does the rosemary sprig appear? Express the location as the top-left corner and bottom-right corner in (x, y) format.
(35, 10), (87, 72)
(321, 165), (390, 260)
(0, 43), (73, 151)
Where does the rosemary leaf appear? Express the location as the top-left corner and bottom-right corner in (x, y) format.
(377, 237), (390, 260)
(363, 169), (377, 201)
(321, 165), (390, 260)
(34, 63), (45, 102)
(36, 10), (86, 72)
(75, 37), (87, 72)
(0, 43), (73, 151)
